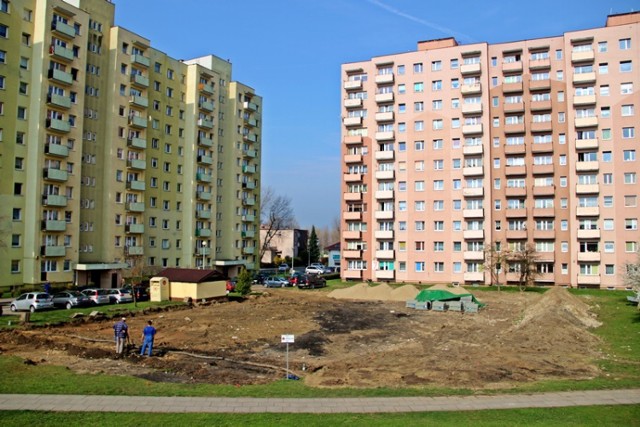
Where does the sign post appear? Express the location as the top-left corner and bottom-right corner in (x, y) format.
(281, 334), (294, 379)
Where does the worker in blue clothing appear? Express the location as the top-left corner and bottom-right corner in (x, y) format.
(113, 317), (129, 355)
(140, 320), (157, 356)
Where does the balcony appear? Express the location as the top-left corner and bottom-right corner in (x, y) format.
(376, 250), (395, 259)
(343, 117), (362, 127)
(51, 20), (76, 38)
(505, 187), (527, 197)
(344, 154), (363, 164)
(571, 50), (595, 63)
(344, 270), (363, 280)
(126, 180), (146, 191)
(532, 229), (554, 239)
(463, 208), (484, 218)
(47, 93), (71, 109)
(460, 63), (481, 75)
(41, 220), (66, 232)
(343, 80), (363, 90)
(375, 190), (394, 200)
(131, 54), (150, 68)
(128, 116), (147, 128)
(576, 161), (599, 172)
(506, 229), (528, 239)
(531, 142), (554, 153)
(502, 81), (523, 93)
(199, 82), (214, 94)
(374, 210), (394, 220)
(126, 246), (144, 256)
(126, 202), (145, 212)
(463, 251), (485, 261)
(49, 45), (74, 62)
(127, 159), (146, 170)
(129, 95), (149, 108)
(463, 144), (483, 155)
(343, 230), (362, 240)
(576, 184), (600, 194)
(462, 124), (483, 135)
(375, 131), (395, 141)
(505, 165), (527, 176)
(48, 68), (73, 85)
(576, 207), (599, 216)
(577, 229), (601, 239)
(375, 230), (394, 240)
(529, 58), (551, 70)
(464, 272), (484, 282)
(573, 72), (596, 84)
(578, 252), (601, 262)
(198, 118), (214, 129)
(502, 61), (523, 73)
(243, 133), (258, 143)
(461, 83), (482, 95)
(343, 211), (362, 221)
(46, 118), (71, 133)
(463, 166), (484, 176)
(375, 270), (395, 281)
(198, 155), (214, 165)
(196, 191), (211, 201)
(573, 94), (597, 106)
(505, 208), (527, 218)
(529, 79), (551, 91)
(43, 168), (68, 182)
(504, 102), (525, 113)
(577, 274), (600, 286)
(462, 103), (483, 115)
(197, 210), (211, 219)
(344, 135), (362, 145)
(43, 195), (67, 207)
(242, 164), (255, 173)
(375, 92), (394, 103)
(241, 230), (255, 239)
(344, 98), (362, 108)
(530, 100), (552, 111)
(244, 117), (258, 127)
(199, 100), (214, 112)
(343, 173), (362, 183)
(463, 230), (484, 239)
(127, 137), (146, 149)
(375, 111), (394, 122)
(243, 101), (258, 112)
(344, 192), (362, 201)
(375, 73), (394, 84)
(243, 181), (256, 190)
(126, 224), (145, 234)
(375, 150), (394, 161)
(532, 208), (555, 217)
(196, 173), (212, 183)
(504, 122), (526, 134)
(375, 170), (394, 180)
(197, 247), (211, 256)
(575, 117), (598, 128)
(194, 135), (212, 148)
(130, 73), (149, 88)
(41, 245), (66, 257)
(531, 164), (554, 175)
(45, 144), (69, 158)
(504, 143), (526, 155)
(195, 228), (212, 238)
(575, 138), (598, 150)
(343, 250), (362, 258)
(242, 197), (256, 206)
(463, 187), (484, 197)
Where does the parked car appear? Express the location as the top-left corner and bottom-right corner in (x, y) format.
(278, 263), (289, 272)
(10, 293), (54, 313)
(123, 285), (149, 301)
(226, 277), (237, 292)
(288, 273), (308, 287)
(298, 274), (326, 289)
(52, 291), (91, 309)
(81, 288), (111, 305)
(253, 273), (267, 285)
(264, 276), (290, 288)
(305, 265), (325, 275)
(108, 288), (133, 304)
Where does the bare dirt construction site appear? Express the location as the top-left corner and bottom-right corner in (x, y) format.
(0, 284), (604, 390)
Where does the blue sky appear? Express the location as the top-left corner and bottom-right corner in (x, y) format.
(114, 0), (638, 229)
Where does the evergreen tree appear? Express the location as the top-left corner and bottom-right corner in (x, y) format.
(308, 226), (320, 263)
(235, 268), (253, 296)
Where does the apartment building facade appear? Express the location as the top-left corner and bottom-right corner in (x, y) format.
(340, 12), (640, 289)
(0, 0), (262, 291)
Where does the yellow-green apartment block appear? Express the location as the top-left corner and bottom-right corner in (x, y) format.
(0, 0), (262, 291)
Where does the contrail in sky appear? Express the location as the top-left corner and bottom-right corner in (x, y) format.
(366, 0), (476, 43)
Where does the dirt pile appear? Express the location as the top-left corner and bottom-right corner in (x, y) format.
(328, 283), (420, 301)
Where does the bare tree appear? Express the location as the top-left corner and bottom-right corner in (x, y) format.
(260, 186), (296, 261)
(483, 241), (509, 291)
(509, 243), (540, 291)
(330, 215), (341, 245)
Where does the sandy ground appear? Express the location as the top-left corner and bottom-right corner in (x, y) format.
(0, 285), (604, 390)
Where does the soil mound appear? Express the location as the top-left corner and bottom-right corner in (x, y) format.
(328, 283), (420, 301)
(427, 283), (470, 295)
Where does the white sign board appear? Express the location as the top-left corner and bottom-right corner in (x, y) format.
(281, 334), (295, 343)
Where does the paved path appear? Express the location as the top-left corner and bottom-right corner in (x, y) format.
(1, 389), (639, 413)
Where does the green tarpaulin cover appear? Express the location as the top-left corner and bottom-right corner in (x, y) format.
(414, 289), (485, 306)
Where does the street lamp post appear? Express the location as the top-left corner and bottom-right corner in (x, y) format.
(202, 241), (207, 270)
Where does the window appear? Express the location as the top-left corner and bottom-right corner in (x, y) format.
(22, 33), (31, 46)
(413, 63), (423, 73)
(600, 85), (610, 96)
(431, 60), (442, 71)
(624, 150), (636, 161)
(432, 119), (443, 130)
(599, 63), (608, 74)
(623, 127), (635, 139)
(414, 82), (424, 92)
(432, 80), (442, 91)
(598, 41), (607, 52)
(621, 83), (633, 94)
(434, 221), (444, 231)
(619, 38), (631, 50)
(622, 104), (634, 116)
(415, 262), (425, 272)
(624, 173), (636, 184)
(620, 61), (632, 73)
(0, 24), (7, 38)
(450, 58), (459, 69)
(433, 180), (444, 190)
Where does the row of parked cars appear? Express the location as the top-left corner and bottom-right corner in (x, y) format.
(263, 273), (327, 289)
(8, 287), (149, 313)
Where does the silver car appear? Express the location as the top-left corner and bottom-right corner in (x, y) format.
(81, 288), (111, 305)
(10, 293), (54, 313)
(108, 288), (133, 304)
(264, 276), (290, 288)
(52, 291), (91, 309)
